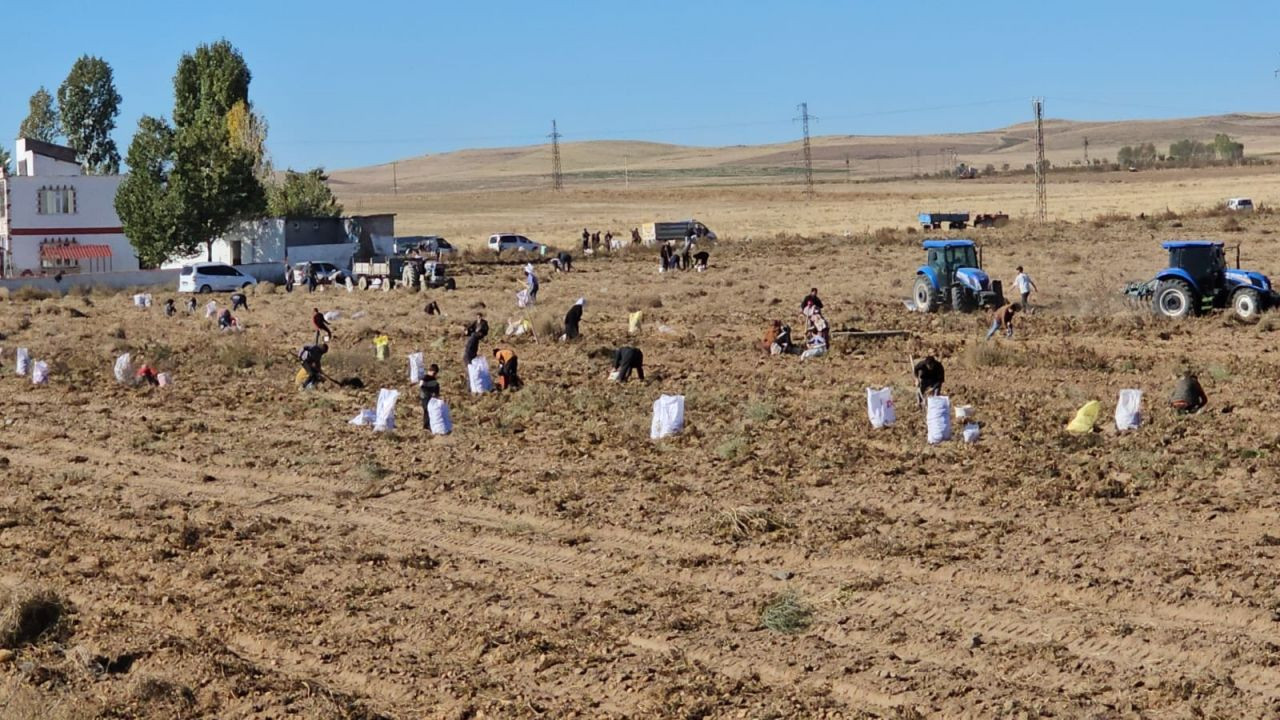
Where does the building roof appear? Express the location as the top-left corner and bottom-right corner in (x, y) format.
(19, 137), (79, 165)
(40, 244), (112, 260)
(1162, 240), (1221, 249)
(922, 239), (975, 249)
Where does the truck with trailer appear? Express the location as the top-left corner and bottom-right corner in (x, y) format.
(640, 220), (717, 246)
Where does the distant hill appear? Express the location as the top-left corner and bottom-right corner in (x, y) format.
(330, 113), (1280, 195)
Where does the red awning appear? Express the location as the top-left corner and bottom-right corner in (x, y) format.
(40, 244), (112, 260)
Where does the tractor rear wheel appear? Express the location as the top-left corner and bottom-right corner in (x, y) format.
(1154, 279), (1196, 319)
(912, 276), (938, 313)
(1233, 288), (1261, 322)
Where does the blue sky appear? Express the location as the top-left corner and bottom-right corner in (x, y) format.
(5, 0), (1277, 170)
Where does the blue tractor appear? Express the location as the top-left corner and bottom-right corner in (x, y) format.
(1127, 240), (1277, 321)
(911, 239), (1005, 313)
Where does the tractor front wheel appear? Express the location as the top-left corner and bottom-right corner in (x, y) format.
(951, 285), (976, 313)
(1233, 288), (1262, 322)
(912, 276), (938, 313)
(1154, 280), (1196, 319)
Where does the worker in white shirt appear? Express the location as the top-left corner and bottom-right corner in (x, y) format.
(1013, 266), (1038, 312)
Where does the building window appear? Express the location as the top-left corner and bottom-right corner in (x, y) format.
(37, 186), (76, 215)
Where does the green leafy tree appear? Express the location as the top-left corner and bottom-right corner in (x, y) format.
(174, 41), (251, 128)
(117, 40), (267, 264)
(267, 168), (343, 217)
(115, 116), (177, 267)
(0, 147), (10, 175)
(170, 119), (266, 260)
(1117, 146), (1133, 167)
(18, 87), (59, 143)
(1213, 133), (1244, 162)
(57, 56), (122, 174)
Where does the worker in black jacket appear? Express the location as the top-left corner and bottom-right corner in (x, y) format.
(612, 346), (645, 382)
(419, 364), (441, 428)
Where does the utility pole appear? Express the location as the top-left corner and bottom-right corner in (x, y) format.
(549, 119), (563, 191)
(1033, 98), (1047, 223)
(794, 102), (816, 195)
(845, 153), (850, 183)
(914, 148), (920, 176)
(624, 154), (629, 190)
(1083, 136), (1089, 166)
(392, 161), (398, 195)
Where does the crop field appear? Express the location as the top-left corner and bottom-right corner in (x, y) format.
(3, 198), (1280, 716)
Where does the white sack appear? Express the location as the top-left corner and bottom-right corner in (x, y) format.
(1115, 389), (1143, 431)
(408, 352), (425, 383)
(15, 348), (30, 376)
(926, 395), (952, 444)
(866, 386), (896, 429)
(114, 353), (133, 384)
(204, 301), (218, 318)
(157, 372), (171, 387)
(373, 389), (399, 432)
(650, 394), (686, 440)
(428, 398), (453, 436)
(31, 360), (49, 385)
(962, 422), (981, 443)
(467, 357), (493, 394)
(349, 409), (375, 426)
(324, 311), (341, 322)
(516, 289), (531, 308)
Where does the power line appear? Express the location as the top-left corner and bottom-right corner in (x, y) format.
(549, 119), (563, 191)
(794, 102), (816, 195)
(1033, 98), (1047, 223)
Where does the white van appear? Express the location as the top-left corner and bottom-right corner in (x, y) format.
(1227, 198), (1254, 212)
(178, 262), (258, 293)
(487, 233), (545, 253)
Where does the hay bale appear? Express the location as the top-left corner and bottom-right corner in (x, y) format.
(0, 587), (65, 648)
(256, 281), (277, 295)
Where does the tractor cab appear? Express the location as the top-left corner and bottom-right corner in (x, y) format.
(1150, 240), (1275, 320)
(1164, 241), (1227, 292)
(912, 239), (1004, 313)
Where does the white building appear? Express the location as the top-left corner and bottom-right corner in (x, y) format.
(0, 138), (138, 277)
(163, 214), (396, 270)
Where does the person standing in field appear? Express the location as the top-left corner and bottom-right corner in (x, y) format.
(419, 364), (441, 428)
(1013, 266), (1038, 312)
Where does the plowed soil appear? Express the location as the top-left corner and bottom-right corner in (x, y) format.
(3, 214), (1280, 719)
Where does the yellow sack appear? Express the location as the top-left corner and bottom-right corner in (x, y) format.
(628, 311), (644, 334)
(374, 335), (390, 360)
(294, 367), (309, 386)
(1066, 400), (1101, 434)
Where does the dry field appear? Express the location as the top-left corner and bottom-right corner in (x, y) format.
(3, 204), (1280, 718)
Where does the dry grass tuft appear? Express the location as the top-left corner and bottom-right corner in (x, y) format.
(963, 342), (1021, 368)
(760, 590), (813, 634)
(711, 506), (786, 541)
(0, 586), (65, 648)
(11, 287), (54, 302)
(1090, 211), (1130, 228)
(256, 281), (277, 295)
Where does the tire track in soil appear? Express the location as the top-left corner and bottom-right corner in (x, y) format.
(9, 436), (914, 711)
(13, 433), (1280, 707)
